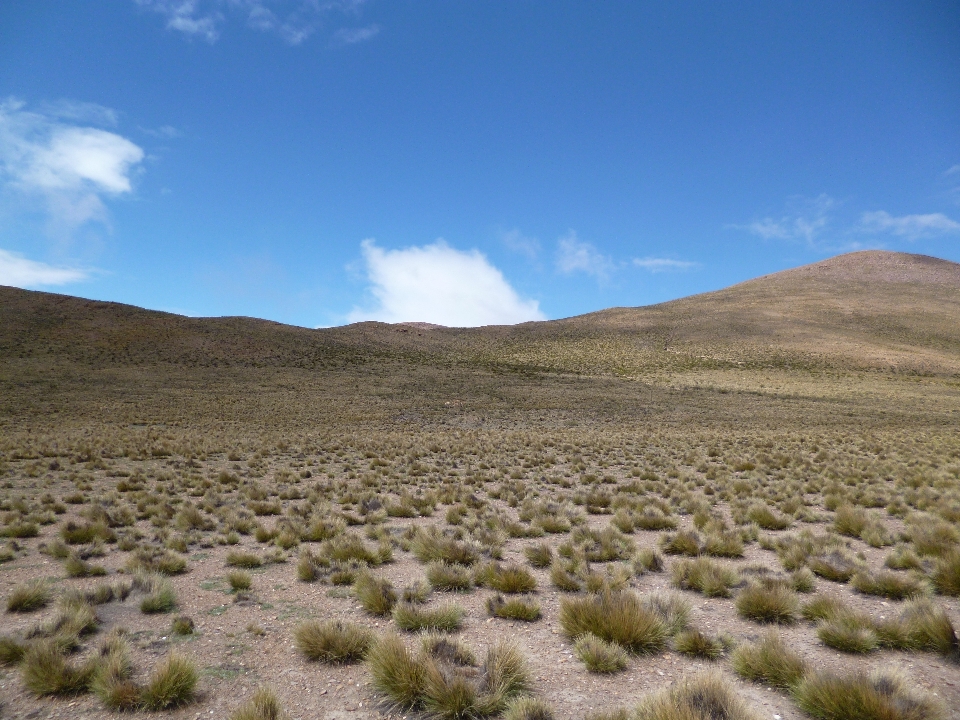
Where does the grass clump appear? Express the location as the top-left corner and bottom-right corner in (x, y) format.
(138, 575), (177, 614)
(22, 640), (96, 696)
(851, 569), (928, 600)
(230, 687), (290, 720)
(671, 557), (739, 597)
(427, 562), (473, 592)
(140, 653), (198, 710)
(354, 573), (398, 615)
(559, 591), (668, 653)
(673, 629), (725, 660)
(226, 550), (263, 568)
(794, 670), (944, 720)
(393, 602), (464, 632)
(487, 594), (542, 622)
(731, 632), (806, 689)
(573, 633), (629, 673)
(898, 598), (960, 660)
(0, 635), (28, 665)
(817, 613), (879, 653)
(524, 543), (553, 569)
(294, 620), (372, 663)
(477, 562), (537, 593)
(931, 551), (960, 596)
(228, 570), (253, 592)
(635, 672), (762, 720)
(411, 527), (479, 566)
(6, 580), (50, 612)
(502, 697), (556, 720)
(90, 632), (140, 711)
(747, 504), (791, 531)
(367, 633), (426, 709)
(172, 616), (195, 635)
(735, 581), (799, 624)
(660, 530), (702, 556)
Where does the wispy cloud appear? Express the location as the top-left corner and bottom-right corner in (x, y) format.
(139, 125), (181, 139)
(736, 194), (835, 247)
(859, 210), (960, 240)
(0, 98), (144, 235)
(944, 164), (960, 177)
(348, 239), (544, 327)
(632, 257), (697, 272)
(135, 0), (373, 45)
(555, 230), (614, 279)
(334, 24), (380, 45)
(501, 228), (540, 260)
(0, 249), (90, 288)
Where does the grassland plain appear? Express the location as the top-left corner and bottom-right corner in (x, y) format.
(0, 251), (959, 720)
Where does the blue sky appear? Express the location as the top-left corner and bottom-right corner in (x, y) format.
(1, 1), (959, 327)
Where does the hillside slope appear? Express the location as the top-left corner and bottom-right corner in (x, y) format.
(1, 250), (958, 376)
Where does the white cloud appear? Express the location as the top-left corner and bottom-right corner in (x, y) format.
(347, 239), (545, 327)
(136, 0), (371, 45)
(555, 231), (613, 279)
(501, 228), (540, 259)
(0, 249), (90, 287)
(860, 210), (960, 240)
(0, 98), (144, 233)
(632, 257), (697, 272)
(334, 24), (380, 45)
(944, 164), (960, 176)
(737, 194), (835, 246)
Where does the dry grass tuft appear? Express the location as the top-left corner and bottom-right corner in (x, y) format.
(732, 632), (806, 689)
(794, 670), (944, 720)
(230, 687), (291, 720)
(559, 591), (668, 653)
(294, 620), (372, 663)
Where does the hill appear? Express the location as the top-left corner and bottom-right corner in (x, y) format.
(2, 250), (959, 377)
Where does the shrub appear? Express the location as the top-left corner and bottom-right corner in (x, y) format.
(851, 570), (928, 600)
(393, 603), (464, 632)
(487, 594), (542, 622)
(294, 620), (372, 663)
(524, 543), (553, 568)
(354, 573), (397, 615)
(230, 687), (290, 720)
(735, 581), (799, 624)
(794, 670), (944, 720)
(426, 562), (473, 592)
(636, 672), (761, 720)
(573, 633), (628, 673)
(559, 591), (668, 653)
(731, 632), (806, 690)
(6, 580), (50, 612)
(140, 653), (198, 710)
(671, 558), (739, 598)
(673, 629), (724, 659)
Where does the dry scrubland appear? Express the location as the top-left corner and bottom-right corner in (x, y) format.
(1, 251), (960, 720)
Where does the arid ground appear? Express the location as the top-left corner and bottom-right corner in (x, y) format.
(1, 250), (959, 720)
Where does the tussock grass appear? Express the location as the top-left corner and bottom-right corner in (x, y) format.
(559, 591), (668, 653)
(808, 551), (858, 583)
(140, 653), (198, 710)
(732, 632), (806, 689)
(368, 633), (426, 709)
(794, 670), (944, 720)
(671, 558), (739, 597)
(477, 563), (537, 593)
(642, 592), (691, 636)
(851, 569), (929, 600)
(422, 634), (477, 666)
(524, 543), (553, 568)
(487, 594), (542, 622)
(172, 616), (195, 635)
(0, 635), (28, 665)
(635, 672), (761, 720)
(354, 573), (397, 615)
(747, 504), (791, 531)
(816, 613), (879, 653)
(426, 562), (473, 592)
(411, 527), (479, 566)
(228, 570), (253, 592)
(931, 551), (960, 596)
(660, 530), (702, 556)
(735, 581), (799, 624)
(226, 550), (263, 568)
(503, 696), (556, 720)
(393, 602), (464, 632)
(898, 598), (960, 660)
(90, 632), (139, 711)
(21, 640), (96, 696)
(139, 575), (177, 614)
(294, 620), (372, 663)
(673, 629), (724, 659)
(6, 580), (50, 612)
(573, 633), (628, 673)
(230, 687), (290, 720)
